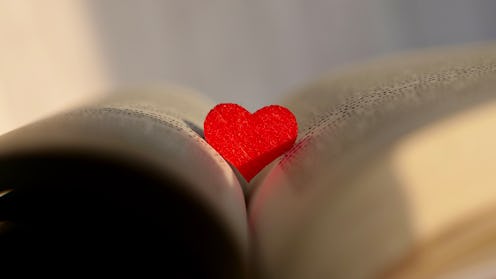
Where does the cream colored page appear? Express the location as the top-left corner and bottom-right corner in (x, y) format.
(439, 259), (496, 279)
(249, 43), (496, 279)
(72, 88), (249, 256)
(0, 87), (248, 263)
(0, 1), (109, 134)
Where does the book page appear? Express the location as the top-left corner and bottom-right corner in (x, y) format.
(0, 87), (248, 277)
(249, 42), (496, 279)
(438, 258), (496, 279)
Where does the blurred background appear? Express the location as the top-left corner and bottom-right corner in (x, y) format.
(1, 0), (496, 133)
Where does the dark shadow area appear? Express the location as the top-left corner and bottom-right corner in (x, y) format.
(0, 151), (244, 278)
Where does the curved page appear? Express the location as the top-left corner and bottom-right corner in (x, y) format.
(0, 87), (248, 277)
(250, 43), (496, 279)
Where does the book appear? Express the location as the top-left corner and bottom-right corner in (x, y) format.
(1, 42), (496, 278)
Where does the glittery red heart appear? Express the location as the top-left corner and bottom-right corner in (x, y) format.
(204, 104), (297, 182)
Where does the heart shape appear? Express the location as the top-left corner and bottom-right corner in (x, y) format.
(204, 104), (297, 182)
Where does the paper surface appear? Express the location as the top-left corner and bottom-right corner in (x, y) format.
(250, 43), (496, 279)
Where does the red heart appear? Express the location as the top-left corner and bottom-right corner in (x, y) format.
(204, 104), (297, 182)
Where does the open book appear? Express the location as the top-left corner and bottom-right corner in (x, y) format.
(1, 42), (496, 278)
